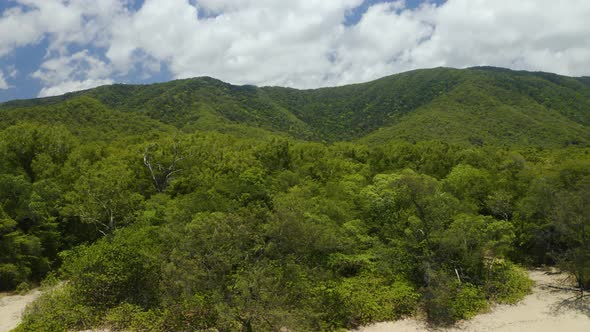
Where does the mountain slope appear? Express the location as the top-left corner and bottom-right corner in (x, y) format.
(1, 67), (589, 147)
(261, 67), (465, 140)
(361, 69), (590, 146)
(0, 96), (178, 142)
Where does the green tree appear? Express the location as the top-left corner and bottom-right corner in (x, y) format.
(553, 177), (590, 290)
(443, 164), (492, 210)
(0, 123), (76, 181)
(64, 159), (143, 236)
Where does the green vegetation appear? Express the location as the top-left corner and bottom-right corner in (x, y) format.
(3, 66), (590, 146)
(1, 66), (589, 331)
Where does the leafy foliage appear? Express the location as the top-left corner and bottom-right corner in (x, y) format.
(1, 67), (589, 330)
(2, 66), (589, 146)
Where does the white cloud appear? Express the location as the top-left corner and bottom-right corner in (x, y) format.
(328, 1), (438, 85)
(0, 65), (17, 89)
(410, 0), (590, 76)
(106, 0), (365, 87)
(32, 50), (114, 96)
(2, 0), (590, 97)
(7, 66), (17, 79)
(103, 0), (590, 88)
(0, 6), (44, 56)
(0, 72), (9, 89)
(0, 0), (128, 55)
(37, 78), (113, 97)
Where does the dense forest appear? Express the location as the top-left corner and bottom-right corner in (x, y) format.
(0, 67), (589, 331)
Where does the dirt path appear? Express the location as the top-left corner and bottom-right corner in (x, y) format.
(0, 290), (40, 332)
(359, 269), (590, 332)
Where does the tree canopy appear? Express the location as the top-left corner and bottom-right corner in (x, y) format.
(1, 67), (588, 331)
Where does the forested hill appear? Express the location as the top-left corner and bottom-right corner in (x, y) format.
(2, 67), (590, 331)
(2, 66), (590, 147)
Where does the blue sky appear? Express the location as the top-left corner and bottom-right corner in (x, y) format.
(0, 0), (588, 103)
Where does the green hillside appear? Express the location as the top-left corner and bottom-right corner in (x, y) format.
(362, 69), (590, 146)
(0, 96), (178, 142)
(1, 67), (590, 331)
(2, 66), (589, 147)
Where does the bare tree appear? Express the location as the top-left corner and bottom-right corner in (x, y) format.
(143, 141), (185, 192)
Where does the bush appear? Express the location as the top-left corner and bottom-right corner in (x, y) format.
(0, 263), (25, 291)
(16, 227), (163, 331)
(40, 271), (60, 290)
(128, 308), (165, 331)
(16, 281), (31, 294)
(86, 302), (165, 331)
(423, 273), (488, 326)
(105, 303), (144, 330)
(485, 261), (533, 303)
(328, 274), (419, 327)
(159, 295), (218, 331)
(15, 285), (100, 332)
(452, 283), (488, 320)
(60, 237), (160, 310)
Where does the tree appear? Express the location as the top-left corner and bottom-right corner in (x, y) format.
(60, 228), (161, 309)
(553, 177), (590, 291)
(143, 140), (186, 193)
(360, 169), (463, 283)
(440, 214), (515, 282)
(64, 159), (143, 236)
(443, 164), (492, 211)
(0, 123), (76, 181)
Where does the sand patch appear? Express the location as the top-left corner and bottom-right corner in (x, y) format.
(0, 290), (40, 332)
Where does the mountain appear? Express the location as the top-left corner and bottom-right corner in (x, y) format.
(2, 66), (589, 147)
(4, 66), (590, 332)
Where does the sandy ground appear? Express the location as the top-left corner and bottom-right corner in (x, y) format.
(359, 269), (590, 332)
(0, 290), (40, 332)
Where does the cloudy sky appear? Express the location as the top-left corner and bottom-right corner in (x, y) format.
(0, 0), (589, 102)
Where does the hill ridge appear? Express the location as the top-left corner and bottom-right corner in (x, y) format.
(1, 67), (589, 147)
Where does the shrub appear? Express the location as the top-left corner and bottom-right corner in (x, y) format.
(329, 274), (419, 327)
(16, 281), (31, 294)
(128, 308), (165, 331)
(105, 303), (143, 330)
(423, 273), (488, 326)
(15, 285), (100, 332)
(159, 294), (218, 331)
(60, 237), (160, 310)
(102, 303), (166, 331)
(40, 271), (60, 290)
(0, 263), (25, 291)
(485, 261), (533, 303)
(452, 283), (488, 320)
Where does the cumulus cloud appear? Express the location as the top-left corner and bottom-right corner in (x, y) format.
(0, 72), (9, 89)
(37, 78), (114, 97)
(0, 65), (17, 89)
(7, 66), (17, 79)
(0, 0), (127, 56)
(107, 0), (365, 86)
(1, 0), (590, 97)
(32, 50), (114, 96)
(411, 0), (590, 74)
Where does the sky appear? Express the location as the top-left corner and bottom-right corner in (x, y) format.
(1, 0), (590, 102)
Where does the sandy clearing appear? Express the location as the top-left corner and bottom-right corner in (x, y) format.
(0, 290), (40, 332)
(358, 269), (590, 332)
